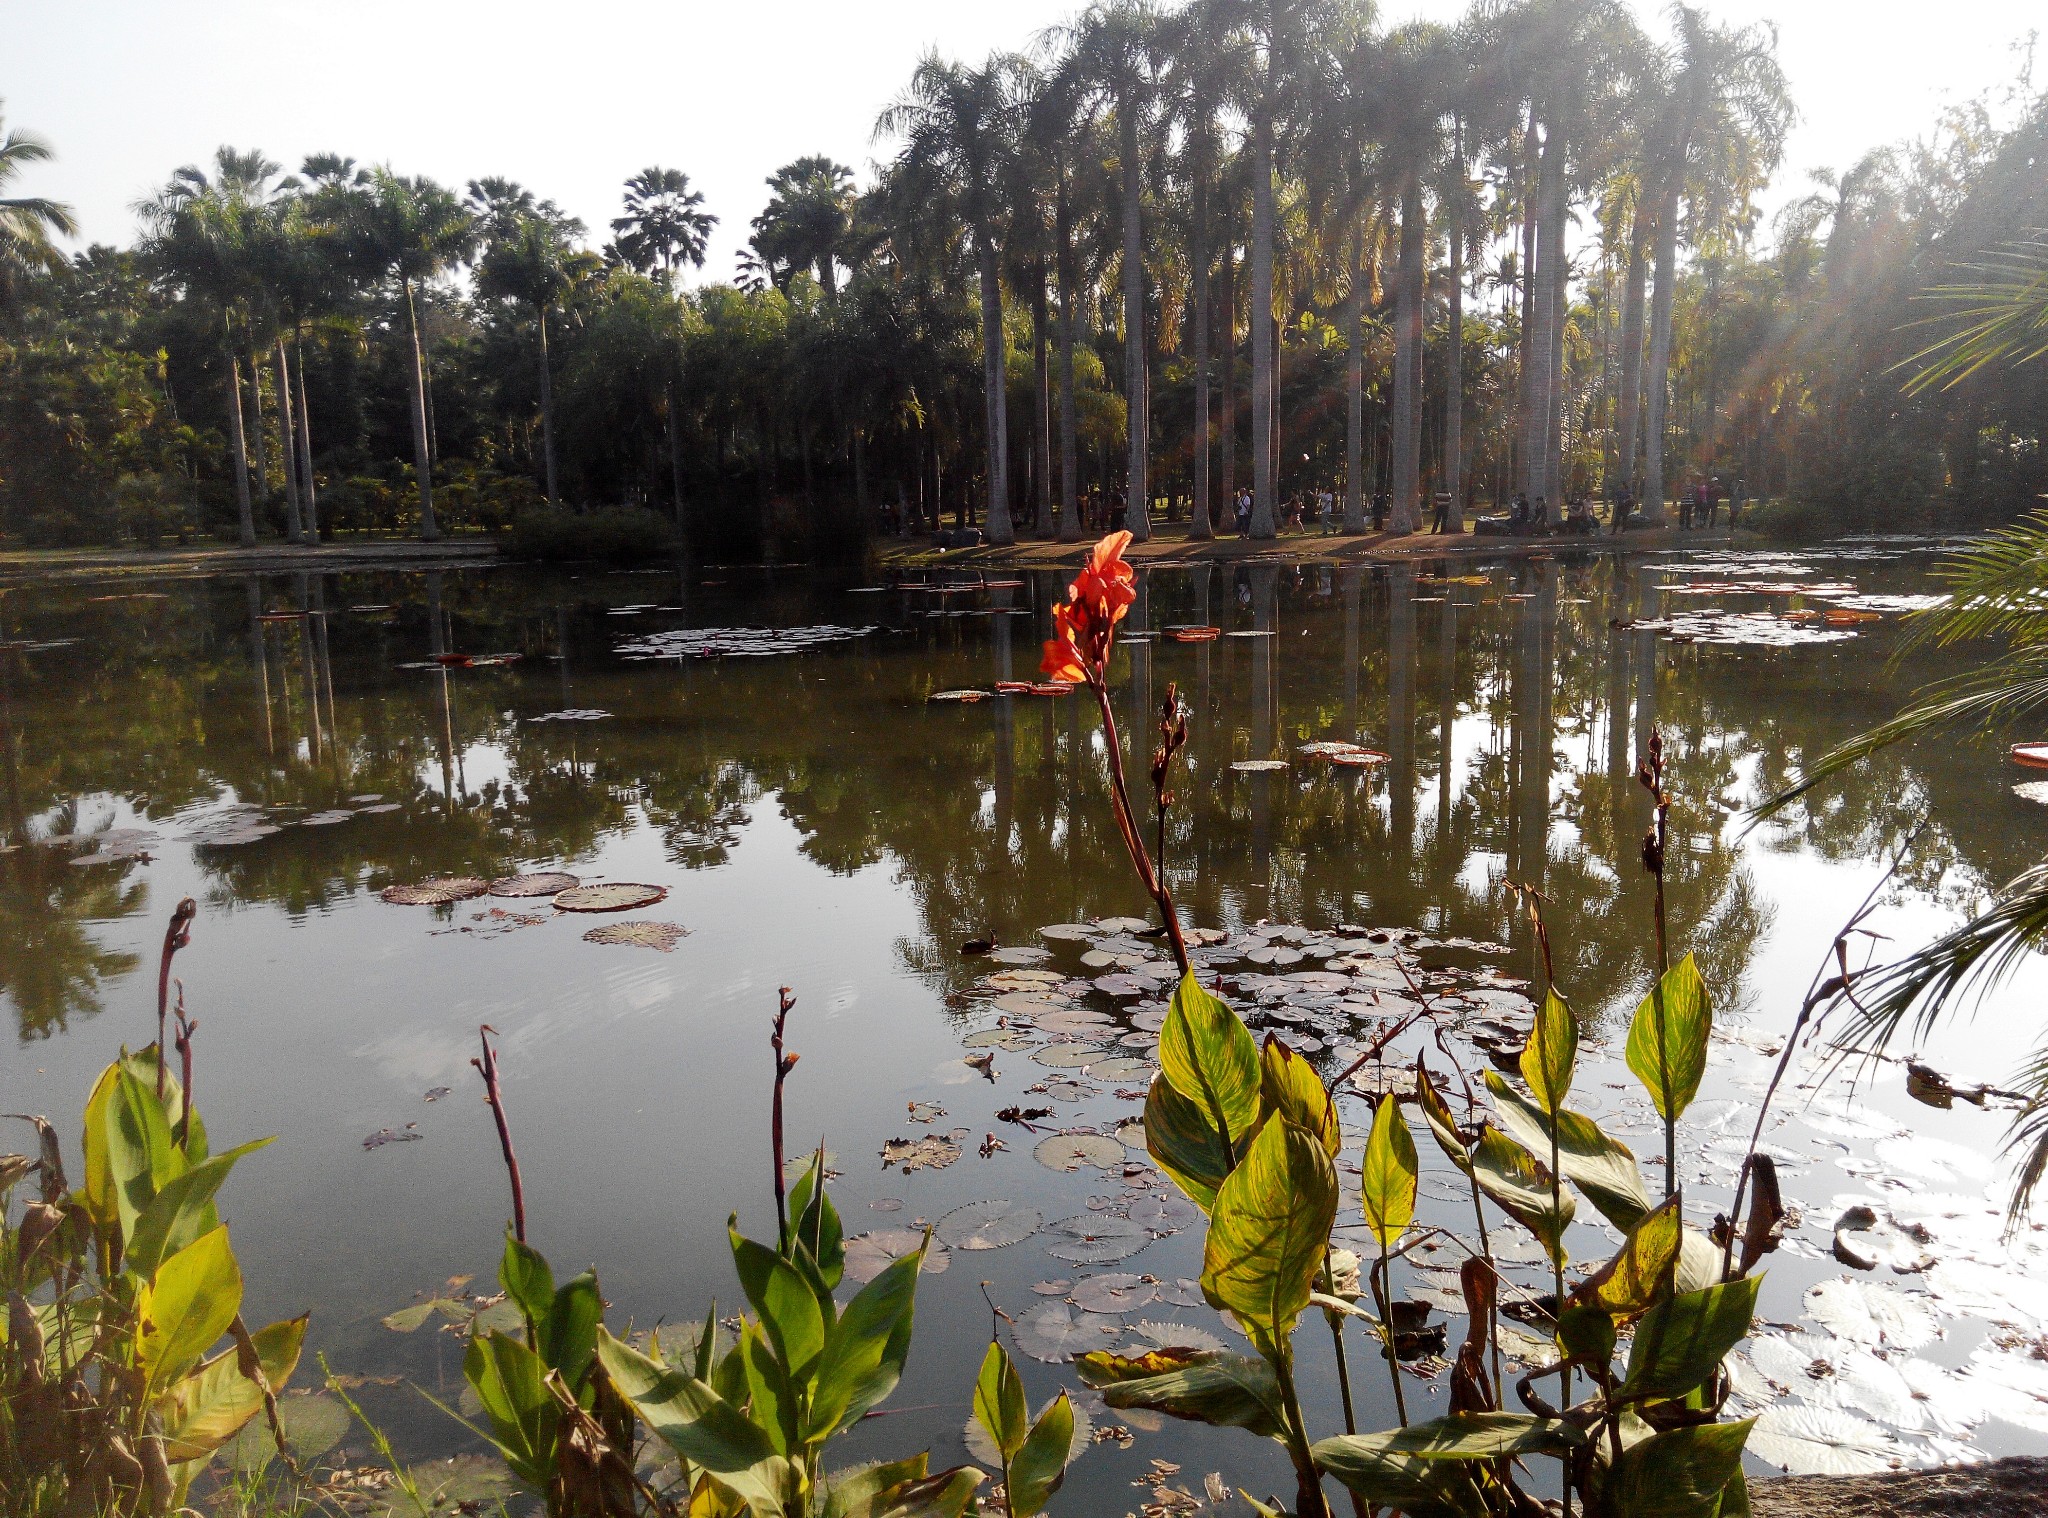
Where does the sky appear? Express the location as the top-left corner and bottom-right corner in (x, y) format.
(8, 1), (2041, 281)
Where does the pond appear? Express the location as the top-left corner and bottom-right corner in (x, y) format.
(3, 539), (2046, 1505)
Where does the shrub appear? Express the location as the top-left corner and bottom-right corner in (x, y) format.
(498, 506), (679, 564)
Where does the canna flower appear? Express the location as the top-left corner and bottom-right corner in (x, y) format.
(1042, 530), (1136, 684)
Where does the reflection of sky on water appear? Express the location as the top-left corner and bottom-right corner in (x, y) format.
(3, 547), (2046, 1486)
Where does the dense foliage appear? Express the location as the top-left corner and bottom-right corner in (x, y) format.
(2, 3), (2045, 556)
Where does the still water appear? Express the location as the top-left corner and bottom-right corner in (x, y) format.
(3, 541), (2045, 1501)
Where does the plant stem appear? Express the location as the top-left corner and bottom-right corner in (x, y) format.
(771, 987), (797, 1241)
(155, 898), (195, 1100)
(471, 1025), (526, 1243)
(1371, 1247), (1408, 1427)
(1271, 1345), (1332, 1518)
(1087, 676), (1190, 977)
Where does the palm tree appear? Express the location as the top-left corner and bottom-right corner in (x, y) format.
(346, 169), (475, 540)
(879, 52), (1021, 547)
(609, 167), (716, 288)
(474, 198), (595, 508)
(0, 104), (77, 298)
(1067, 0), (1162, 541)
(1640, 4), (1790, 521)
(749, 157), (854, 298)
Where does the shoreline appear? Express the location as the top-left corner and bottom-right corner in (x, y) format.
(1750, 1455), (2048, 1515)
(0, 536), (500, 586)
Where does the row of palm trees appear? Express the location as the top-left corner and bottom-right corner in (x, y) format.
(876, 0), (1789, 545)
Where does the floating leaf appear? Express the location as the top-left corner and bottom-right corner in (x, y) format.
(843, 1229), (949, 1284)
(1070, 1274), (1163, 1313)
(881, 1136), (962, 1174)
(1128, 1321), (1228, 1354)
(1044, 1216), (1152, 1265)
(362, 1127), (421, 1150)
(1229, 760), (1289, 773)
(582, 920), (690, 952)
(489, 871), (580, 897)
(1035, 1134), (1127, 1172)
(554, 882), (668, 912)
(1013, 1302), (1111, 1363)
(1032, 1045), (1108, 1070)
(930, 689), (991, 703)
(1747, 1404), (1898, 1476)
(935, 1200), (1043, 1251)
(1803, 1278), (1940, 1349)
(381, 877), (488, 906)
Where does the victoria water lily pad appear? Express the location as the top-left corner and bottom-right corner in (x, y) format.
(881, 1135), (962, 1174)
(581, 920), (690, 952)
(843, 1228), (950, 1283)
(1230, 759), (1290, 772)
(935, 1199), (1043, 1250)
(1129, 1321), (1229, 1354)
(489, 871), (580, 897)
(381, 876), (489, 906)
(1032, 1044), (1108, 1070)
(1748, 1404), (1900, 1476)
(1044, 1215), (1152, 1264)
(554, 882), (668, 912)
(1013, 1301), (1114, 1363)
(929, 688), (990, 703)
(1035, 1134), (1128, 1172)
(964, 1395), (1093, 1467)
(1804, 1277), (1941, 1349)
(1069, 1272), (1162, 1313)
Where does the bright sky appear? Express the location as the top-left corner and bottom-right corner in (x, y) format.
(8, 1), (2040, 281)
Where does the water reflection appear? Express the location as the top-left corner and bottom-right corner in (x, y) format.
(0, 551), (2026, 1051)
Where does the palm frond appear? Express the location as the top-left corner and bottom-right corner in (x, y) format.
(1896, 510), (2048, 655)
(1898, 236), (2048, 394)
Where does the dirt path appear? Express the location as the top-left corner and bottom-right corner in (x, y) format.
(1751, 1457), (2048, 1516)
(0, 537), (499, 587)
(874, 520), (1733, 571)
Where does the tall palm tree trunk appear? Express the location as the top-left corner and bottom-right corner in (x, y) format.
(1444, 205), (1465, 533)
(1057, 182), (1082, 543)
(1542, 154), (1569, 512)
(1220, 242), (1237, 521)
(273, 340), (303, 543)
(1520, 123), (1558, 512)
(667, 381), (686, 527)
(247, 342), (271, 527)
(536, 304), (560, 508)
(1616, 204), (1650, 505)
(1032, 264), (1054, 538)
(294, 332), (320, 539)
(224, 325), (256, 548)
(1249, 112), (1277, 540)
(1121, 103), (1149, 541)
(1643, 182), (1680, 524)
(1344, 221), (1366, 535)
(1189, 168), (1213, 540)
(977, 235), (1015, 545)
(1514, 111), (1540, 489)
(1390, 176), (1425, 533)
(403, 278), (441, 541)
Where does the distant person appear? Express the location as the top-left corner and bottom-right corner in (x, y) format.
(1679, 485), (1693, 530)
(1372, 490), (1389, 532)
(1234, 488), (1252, 536)
(1705, 479), (1721, 529)
(1612, 486), (1633, 535)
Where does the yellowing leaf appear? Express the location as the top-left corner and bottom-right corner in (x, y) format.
(159, 1315), (306, 1462)
(1200, 1119), (1336, 1345)
(1359, 1095), (1418, 1253)
(1258, 1036), (1339, 1156)
(1159, 973), (1261, 1154)
(1521, 989), (1578, 1114)
(1625, 955), (1711, 1123)
(1573, 1197), (1681, 1321)
(137, 1225), (243, 1391)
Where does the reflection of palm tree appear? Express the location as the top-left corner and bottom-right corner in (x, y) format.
(0, 842), (143, 1041)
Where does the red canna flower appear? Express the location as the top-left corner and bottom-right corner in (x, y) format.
(1042, 531), (1136, 684)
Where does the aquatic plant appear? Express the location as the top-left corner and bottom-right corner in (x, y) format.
(0, 899), (307, 1517)
(1043, 533), (1781, 1517)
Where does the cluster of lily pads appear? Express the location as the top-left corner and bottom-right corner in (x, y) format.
(614, 624), (876, 660)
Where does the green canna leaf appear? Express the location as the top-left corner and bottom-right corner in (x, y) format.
(596, 1328), (792, 1513)
(159, 1314), (307, 1463)
(1619, 1274), (1764, 1404)
(1520, 988), (1579, 1115)
(1144, 1072), (1232, 1214)
(1360, 1094), (1418, 1254)
(1200, 1118), (1337, 1344)
(1469, 1124), (1572, 1268)
(805, 1229), (923, 1441)
(124, 1137), (272, 1280)
(971, 1340), (1029, 1462)
(1485, 1071), (1654, 1231)
(499, 1233), (555, 1335)
(1414, 1064), (1472, 1175)
(729, 1220), (827, 1383)
(1596, 1419), (1755, 1518)
(1625, 955), (1712, 1124)
(1316, 1411), (1585, 1462)
(1006, 1391), (1076, 1517)
(1258, 1036), (1339, 1156)
(1074, 1347), (1286, 1439)
(1573, 1197), (1682, 1321)
(1159, 972), (1261, 1154)
(463, 1331), (560, 1490)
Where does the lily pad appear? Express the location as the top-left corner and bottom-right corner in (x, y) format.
(490, 871), (580, 897)
(929, 688), (990, 703)
(988, 946), (1053, 965)
(1070, 1273), (1162, 1313)
(554, 882), (668, 912)
(965, 1395), (1093, 1467)
(582, 920), (690, 952)
(844, 1229), (950, 1283)
(963, 1027), (1037, 1050)
(224, 1392), (350, 1474)
(936, 1199), (1044, 1250)
(1013, 1301), (1115, 1363)
(1033, 1044), (1108, 1070)
(881, 1135), (962, 1174)
(1804, 1277), (1941, 1349)
(1230, 759), (1289, 773)
(1035, 1133), (1128, 1172)
(1044, 1215), (1152, 1264)
(1041, 923), (1103, 941)
(1749, 1404), (1899, 1476)
(1129, 1321), (1229, 1354)
(381, 876), (488, 906)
